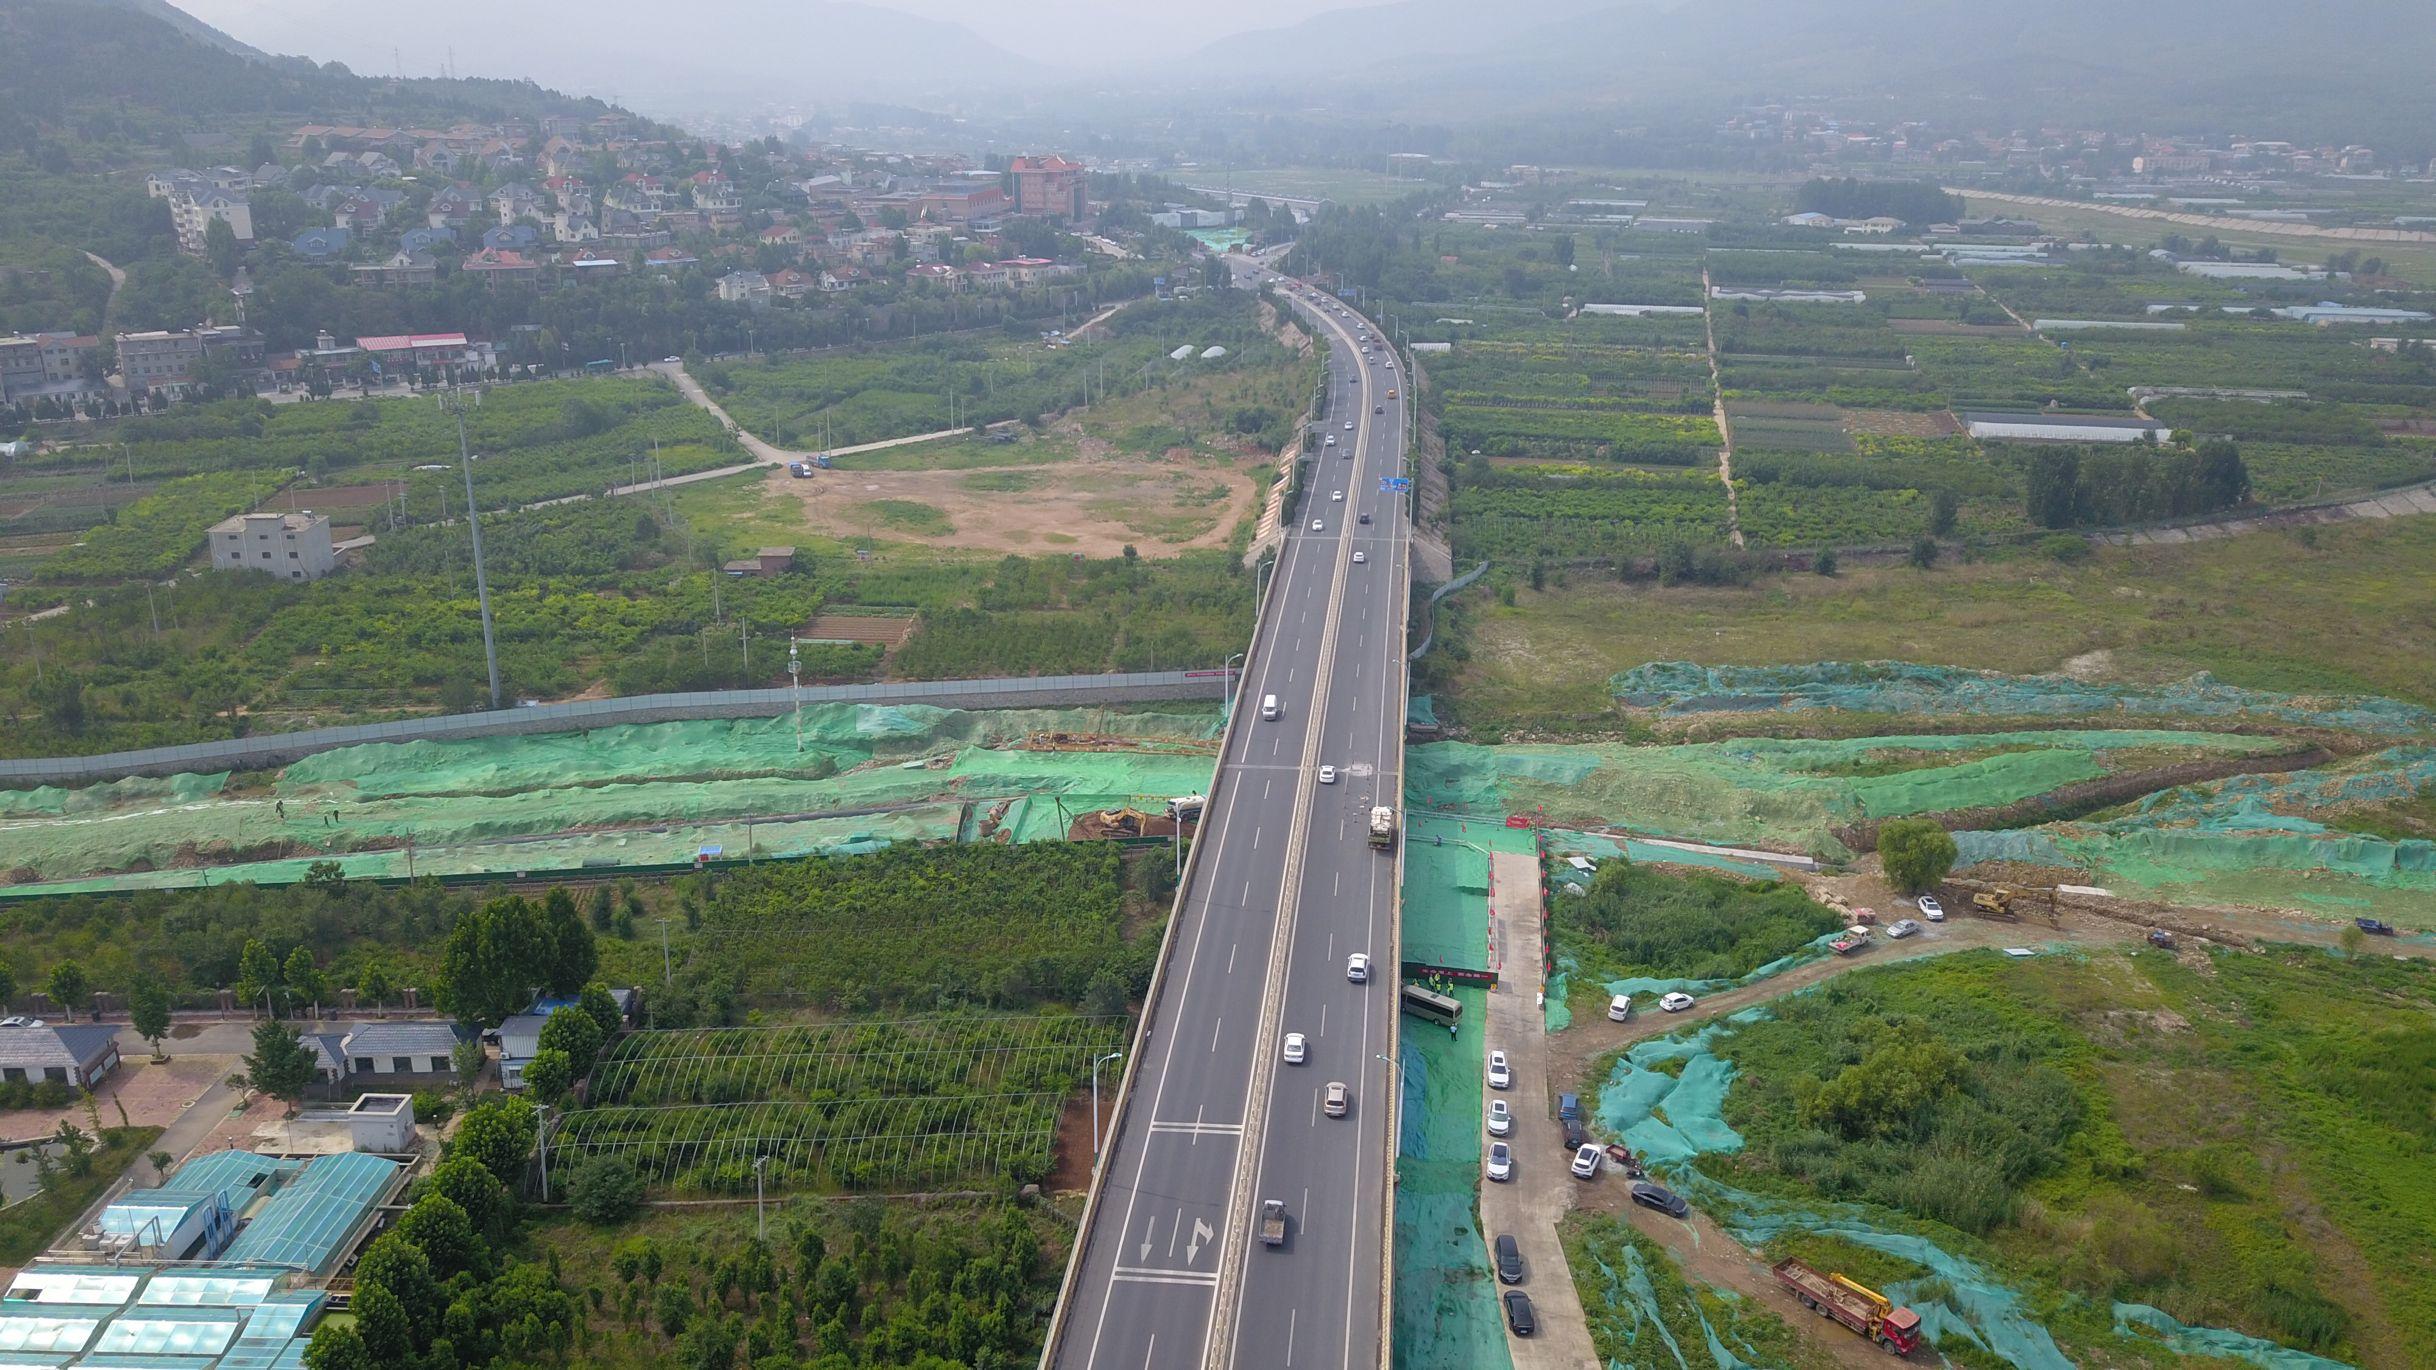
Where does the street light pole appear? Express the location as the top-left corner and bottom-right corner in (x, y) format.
(1089, 1050), (1124, 1168)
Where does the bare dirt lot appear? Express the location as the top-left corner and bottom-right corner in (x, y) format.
(763, 448), (1265, 558)
(799, 614), (917, 649)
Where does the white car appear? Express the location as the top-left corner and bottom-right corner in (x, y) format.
(1353, 551), (1367, 564)
(1487, 1050), (1512, 1090)
(1888, 918), (1922, 939)
(1346, 952), (1371, 983)
(1486, 1141), (1513, 1182)
(1311, 519), (1325, 531)
(1487, 1099), (1512, 1136)
(1570, 1144), (1602, 1180)
(1324, 434), (1338, 447)
(1332, 490), (1344, 501)
(1282, 1032), (1308, 1065)
(1658, 992), (1696, 1013)
(1317, 765), (1337, 785)
(1917, 895), (1945, 922)
(1344, 420), (1355, 430)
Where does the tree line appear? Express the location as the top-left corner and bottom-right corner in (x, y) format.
(2016, 439), (2251, 530)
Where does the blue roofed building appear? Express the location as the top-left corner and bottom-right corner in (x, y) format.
(2, 1263), (330, 1367)
(289, 226), (351, 260)
(481, 223), (540, 253)
(397, 225), (456, 255)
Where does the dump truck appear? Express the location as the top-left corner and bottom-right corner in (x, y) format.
(1258, 1198), (1288, 1247)
(1166, 794), (1207, 824)
(1773, 1259), (1923, 1355)
(1829, 931), (1870, 956)
(1368, 806), (1397, 850)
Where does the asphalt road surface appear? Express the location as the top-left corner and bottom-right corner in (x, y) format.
(1049, 265), (1409, 1370)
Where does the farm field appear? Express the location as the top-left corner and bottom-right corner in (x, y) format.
(1430, 515), (2436, 733)
(1958, 192), (2436, 285)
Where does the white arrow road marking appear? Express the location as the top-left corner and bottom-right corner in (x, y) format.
(1187, 1218), (1215, 1263)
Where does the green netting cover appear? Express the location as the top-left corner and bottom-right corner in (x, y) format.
(1611, 661), (2435, 738)
(1408, 730), (2287, 858)
(2112, 1303), (2357, 1369)
(1391, 983), (1512, 1370)
(1408, 695), (1440, 728)
(0, 704), (1224, 894)
(1957, 745), (2436, 925)
(1584, 1240), (1763, 1370)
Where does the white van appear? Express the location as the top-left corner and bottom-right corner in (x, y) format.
(1607, 994), (1632, 1022)
(1260, 694), (1280, 721)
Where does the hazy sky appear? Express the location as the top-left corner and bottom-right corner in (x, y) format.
(171, 0), (1385, 69)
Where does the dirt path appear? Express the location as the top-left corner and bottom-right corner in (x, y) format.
(1697, 268), (1745, 549)
(1478, 849), (1600, 1369)
(772, 450), (1263, 559)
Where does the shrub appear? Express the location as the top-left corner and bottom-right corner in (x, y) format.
(568, 1155), (645, 1224)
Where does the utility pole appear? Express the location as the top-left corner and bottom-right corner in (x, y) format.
(1090, 1050), (1123, 1168)
(443, 395), (503, 710)
(788, 638), (803, 753)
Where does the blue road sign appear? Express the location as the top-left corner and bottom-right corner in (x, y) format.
(1379, 476), (1413, 492)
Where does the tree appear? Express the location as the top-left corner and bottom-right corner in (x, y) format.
(1877, 818), (1959, 894)
(129, 975), (172, 1061)
(282, 947), (327, 1018)
(348, 1269), (419, 1362)
(1812, 547), (1839, 576)
(1929, 488), (1960, 537)
(538, 889), (598, 996)
(438, 897), (545, 1027)
(394, 1193), (488, 1279)
(536, 1006), (604, 1077)
(1907, 536), (1939, 570)
(45, 961), (90, 1017)
(242, 1019), (318, 1105)
(204, 217), (240, 278)
(520, 1048), (571, 1101)
(451, 1095), (538, 1182)
(234, 938), (282, 1014)
(428, 1154), (513, 1241)
(302, 1323), (374, 1370)
(452, 1038), (486, 1088)
(354, 959), (396, 1012)
(578, 982), (624, 1042)
(0, 963), (15, 1013)
(568, 1153), (644, 1224)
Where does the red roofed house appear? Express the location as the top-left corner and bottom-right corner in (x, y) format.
(644, 245), (699, 270)
(1010, 155), (1087, 220)
(767, 267), (817, 299)
(760, 224), (802, 247)
(904, 262), (963, 292)
(460, 248), (541, 287)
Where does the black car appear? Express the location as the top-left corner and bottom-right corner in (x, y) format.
(1503, 1290), (1537, 1337)
(1559, 1119), (1588, 1154)
(2358, 918), (2397, 936)
(1629, 1181), (1690, 1218)
(1494, 1233), (1523, 1285)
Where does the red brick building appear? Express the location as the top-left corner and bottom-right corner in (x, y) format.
(1010, 155), (1086, 220)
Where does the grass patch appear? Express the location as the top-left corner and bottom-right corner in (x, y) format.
(960, 469), (1044, 493)
(1437, 517), (2436, 734)
(2326, 784), (2436, 841)
(0, 1126), (166, 1265)
(853, 499), (954, 537)
(1557, 862), (1843, 984)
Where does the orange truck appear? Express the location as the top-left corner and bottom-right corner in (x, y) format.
(1772, 1259), (1924, 1356)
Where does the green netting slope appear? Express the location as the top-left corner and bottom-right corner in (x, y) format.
(1391, 984), (1511, 1370)
(0, 704), (1224, 894)
(1612, 661), (2436, 738)
(1409, 730), (2280, 858)
(1957, 745), (2436, 925)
